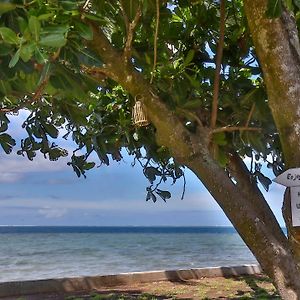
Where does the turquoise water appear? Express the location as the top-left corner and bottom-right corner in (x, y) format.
(0, 226), (257, 282)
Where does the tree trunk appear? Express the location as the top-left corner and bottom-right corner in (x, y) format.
(185, 154), (300, 299)
(88, 15), (300, 299)
(282, 188), (300, 265)
(243, 0), (300, 268)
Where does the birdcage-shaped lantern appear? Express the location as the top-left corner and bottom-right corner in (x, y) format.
(132, 95), (150, 127)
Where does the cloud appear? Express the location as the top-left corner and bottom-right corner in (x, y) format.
(0, 194), (16, 201)
(0, 188), (220, 214)
(46, 178), (74, 185)
(48, 195), (61, 200)
(0, 153), (69, 183)
(0, 172), (23, 183)
(38, 207), (68, 218)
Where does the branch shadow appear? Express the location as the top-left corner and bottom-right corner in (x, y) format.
(61, 289), (193, 300)
(215, 274), (281, 300)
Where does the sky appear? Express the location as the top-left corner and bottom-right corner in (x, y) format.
(0, 111), (286, 226)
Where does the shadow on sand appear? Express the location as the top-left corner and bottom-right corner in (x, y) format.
(61, 275), (280, 300)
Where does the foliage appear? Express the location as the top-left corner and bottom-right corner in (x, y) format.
(0, 0), (298, 200)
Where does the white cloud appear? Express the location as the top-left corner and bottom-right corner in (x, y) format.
(0, 190), (220, 213)
(0, 153), (69, 183)
(0, 172), (23, 183)
(38, 207), (68, 218)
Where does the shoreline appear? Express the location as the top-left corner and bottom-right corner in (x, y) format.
(0, 264), (262, 298)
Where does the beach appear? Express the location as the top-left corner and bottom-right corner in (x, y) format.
(0, 266), (278, 299)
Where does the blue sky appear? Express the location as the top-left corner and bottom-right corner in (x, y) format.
(0, 111), (286, 226)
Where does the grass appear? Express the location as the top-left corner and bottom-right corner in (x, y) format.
(15, 274), (281, 300)
(66, 293), (162, 300)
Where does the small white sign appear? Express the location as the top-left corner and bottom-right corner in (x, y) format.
(273, 168), (300, 187)
(291, 186), (300, 227)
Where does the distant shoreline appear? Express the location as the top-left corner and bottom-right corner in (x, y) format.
(0, 225), (239, 233)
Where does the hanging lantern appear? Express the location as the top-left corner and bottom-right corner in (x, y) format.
(132, 95), (150, 127)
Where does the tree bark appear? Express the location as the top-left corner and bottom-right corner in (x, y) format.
(87, 17), (300, 299)
(244, 0), (300, 273)
(282, 188), (300, 266)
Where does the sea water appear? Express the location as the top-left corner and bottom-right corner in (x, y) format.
(0, 226), (257, 282)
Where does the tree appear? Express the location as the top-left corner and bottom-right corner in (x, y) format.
(0, 0), (300, 298)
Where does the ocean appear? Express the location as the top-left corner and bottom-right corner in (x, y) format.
(0, 226), (257, 283)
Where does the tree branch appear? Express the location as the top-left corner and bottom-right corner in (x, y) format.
(80, 65), (114, 79)
(0, 78), (49, 114)
(82, 0), (91, 11)
(123, 4), (142, 64)
(119, 0), (129, 32)
(245, 102), (255, 127)
(227, 152), (261, 193)
(87, 21), (125, 82)
(212, 126), (261, 134)
(210, 0), (226, 128)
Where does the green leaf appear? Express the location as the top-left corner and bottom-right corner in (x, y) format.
(146, 190), (152, 201)
(285, 0), (293, 10)
(241, 88), (260, 106)
(38, 62), (52, 85)
(0, 121), (8, 133)
(0, 133), (16, 154)
(0, 3), (16, 15)
(150, 192), (157, 203)
(17, 17), (28, 34)
(42, 25), (70, 35)
(39, 34), (67, 48)
(266, 0), (282, 18)
(76, 48), (102, 67)
(174, 166), (183, 179)
(156, 189), (171, 202)
(181, 99), (202, 109)
(212, 132), (227, 146)
(75, 22), (93, 40)
(0, 27), (19, 44)
(48, 147), (68, 161)
(184, 73), (200, 89)
(60, 1), (79, 10)
(28, 16), (41, 42)
(216, 147), (228, 167)
(183, 49), (195, 67)
(245, 132), (265, 154)
(84, 162), (95, 170)
(0, 43), (12, 56)
(42, 123), (59, 138)
(34, 47), (48, 64)
(111, 31), (124, 48)
(0, 80), (12, 95)
(82, 13), (106, 23)
(37, 13), (55, 21)
(9, 49), (20, 68)
(20, 43), (35, 62)
(144, 167), (161, 183)
(257, 172), (272, 191)
(293, 0), (300, 8)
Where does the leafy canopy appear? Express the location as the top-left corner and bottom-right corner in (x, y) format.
(0, 0), (299, 199)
